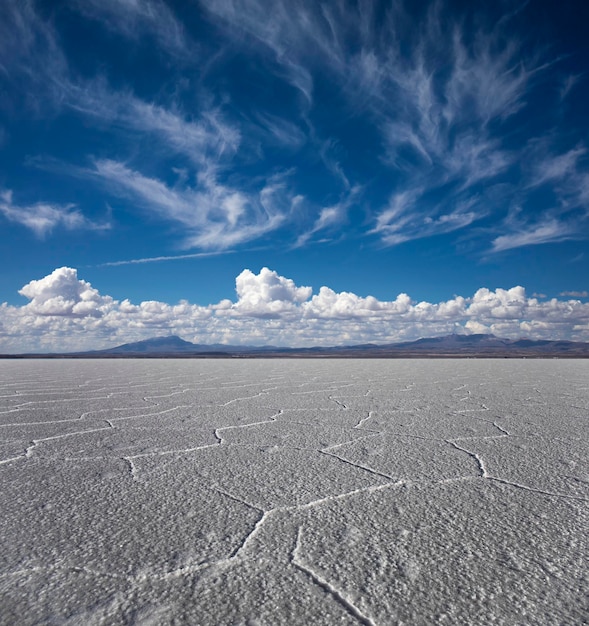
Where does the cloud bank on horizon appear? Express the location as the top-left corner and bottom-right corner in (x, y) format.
(0, 0), (588, 344)
(3, 266), (589, 353)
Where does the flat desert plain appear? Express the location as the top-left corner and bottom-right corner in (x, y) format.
(1, 359), (587, 625)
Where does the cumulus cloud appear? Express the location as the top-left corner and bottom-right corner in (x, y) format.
(303, 288), (410, 320)
(18, 267), (112, 316)
(232, 268), (312, 317)
(3, 266), (589, 353)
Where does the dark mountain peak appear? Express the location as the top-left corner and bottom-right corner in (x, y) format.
(54, 332), (589, 358)
(102, 335), (197, 354)
(141, 335), (189, 346)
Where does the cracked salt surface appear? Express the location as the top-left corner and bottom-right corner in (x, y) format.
(1, 359), (588, 625)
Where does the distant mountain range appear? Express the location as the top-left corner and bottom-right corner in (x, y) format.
(7, 333), (589, 358)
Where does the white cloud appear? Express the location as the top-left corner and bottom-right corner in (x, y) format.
(3, 267), (589, 353)
(18, 267), (112, 317)
(373, 192), (481, 246)
(295, 186), (360, 247)
(303, 288), (411, 320)
(522, 143), (589, 225)
(491, 218), (578, 252)
(71, 0), (190, 57)
(67, 85), (241, 168)
(318, 139), (351, 189)
(200, 0), (327, 103)
(98, 250), (229, 267)
(528, 146), (586, 188)
(0, 190), (109, 237)
(87, 160), (290, 249)
(253, 112), (307, 149)
(467, 287), (527, 320)
(0, 0), (69, 112)
(3, 0), (587, 255)
(231, 268), (312, 317)
(560, 74), (582, 101)
(559, 290), (588, 298)
(369, 8), (533, 246)
(464, 320), (490, 335)
(444, 29), (533, 124)
(40, 76), (320, 251)
(191, 2), (589, 251)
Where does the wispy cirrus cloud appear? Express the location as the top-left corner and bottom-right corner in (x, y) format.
(0, 190), (109, 238)
(201, 0), (562, 250)
(490, 142), (589, 252)
(560, 73), (582, 102)
(97, 250), (232, 267)
(252, 112), (307, 150)
(526, 144), (589, 213)
(2, 0), (587, 257)
(0, 0), (68, 112)
(70, 0), (191, 58)
(200, 0), (331, 104)
(320, 141), (349, 185)
(294, 185), (360, 248)
(527, 145), (587, 191)
(491, 216), (579, 253)
(85, 159), (292, 249)
(27, 74), (306, 249)
(373, 193), (482, 247)
(368, 10), (537, 245)
(220, 0), (588, 254)
(66, 82), (241, 168)
(560, 290), (588, 298)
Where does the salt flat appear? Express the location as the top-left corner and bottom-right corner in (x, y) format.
(0, 359), (587, 625)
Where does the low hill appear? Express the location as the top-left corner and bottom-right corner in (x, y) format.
(77, 333), (589, 357)
(5, 333), (589, 358)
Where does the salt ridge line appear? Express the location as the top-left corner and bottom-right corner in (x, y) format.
(291, 527), (377, 626)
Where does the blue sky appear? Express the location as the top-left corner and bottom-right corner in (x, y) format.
(1, 0), (589, 352)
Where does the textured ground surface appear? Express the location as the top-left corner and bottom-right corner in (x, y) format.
(1, 359), (588, 625)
